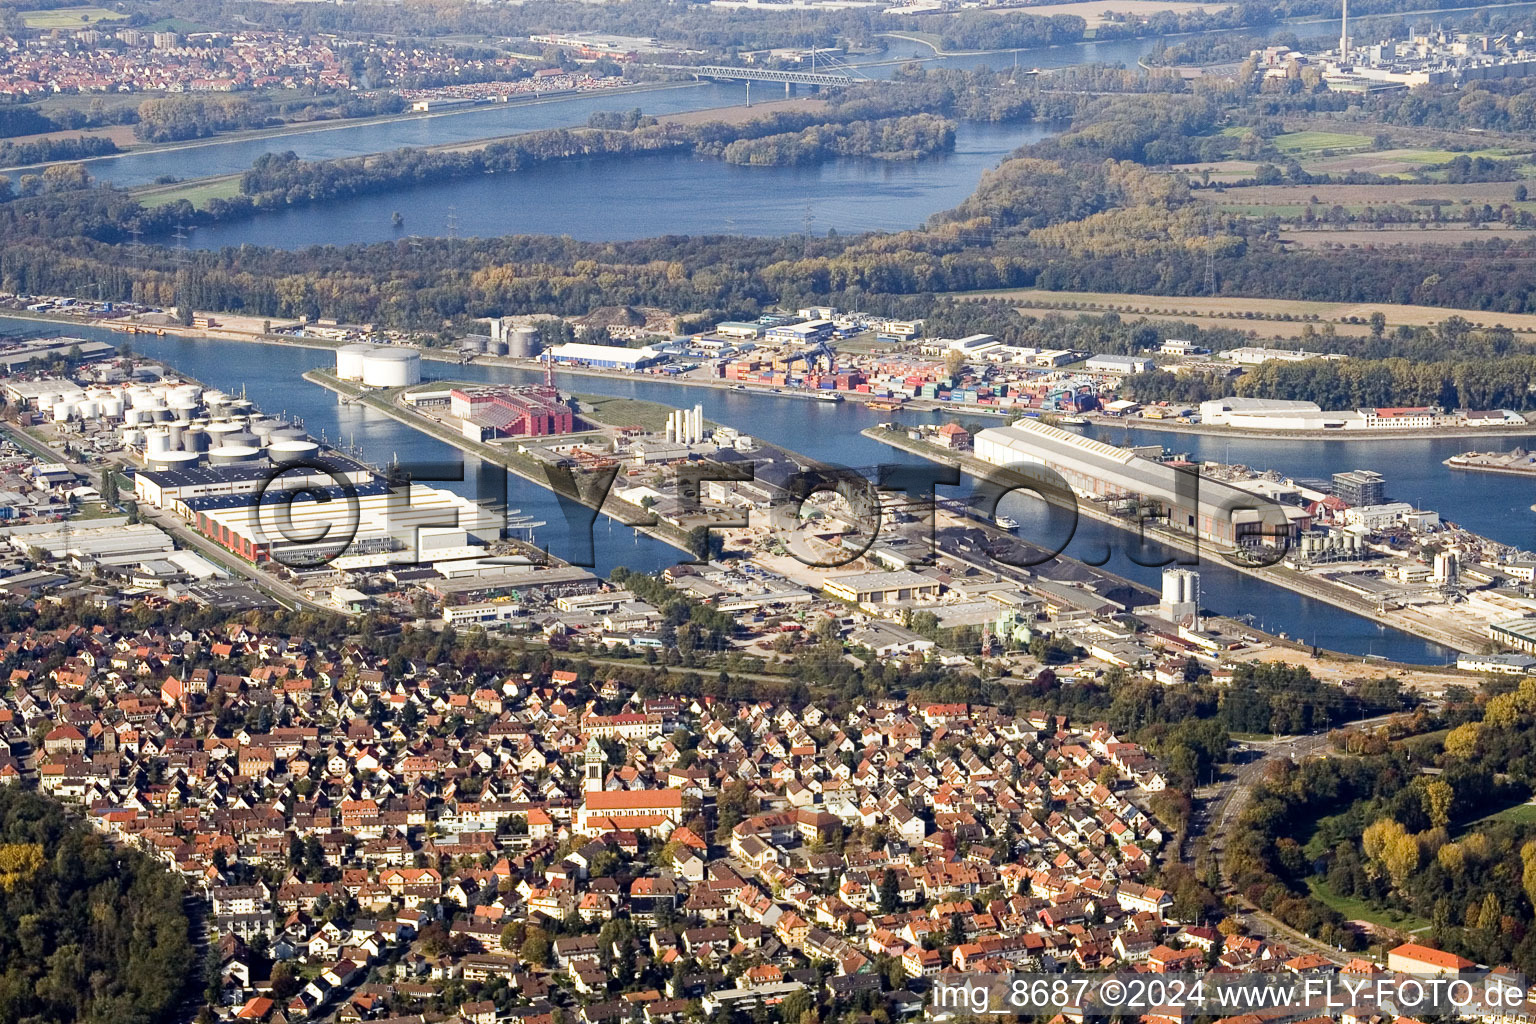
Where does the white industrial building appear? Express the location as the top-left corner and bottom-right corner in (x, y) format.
(1199, 397), (1360, 430)
(974, 420), (1305, 549)
(545, 342), (665, 370)
(1221, 346), (1332, 365)
(189, 482), (501, 566)
(1086, 354), (1154, 374)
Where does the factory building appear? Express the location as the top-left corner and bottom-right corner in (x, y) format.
(764, 320), (835, 345)
(823, 569), (942, 606)
(188, 482), (501, 565)
(1198, 397), (1356, 430)
(974, 420), (1302, 550)
(450, 386), (574, 438)
(1490, 619), (1536, 654)
(545, 342), (666, 370)
(1085, 354), (1155, 374)
(133, 458), (376, 515)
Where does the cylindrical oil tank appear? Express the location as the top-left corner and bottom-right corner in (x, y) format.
(98, 395), (123, 420)
(206, 421), (243, 442)
(269, 425), (307, 443)
(268, 439), (320, 464)
(208, 445), (262, 466)
(167, 421), (189, 450)
(487, 339), (507, 356)
(125, 386), (152, 408)
(461, 336), (487, 354)
(184, 426), (210, 453)
(248, 417), (279, 443)
(336, 343), (375, 381)
(361, 348), (421, 387)
(121, 427), (144, 448)
(145, 428), (172, 457)
(224, 431), (259, 448)
(508, 325), (541, 359)
(228, 400), (253, 416)
(147, 450), (202, 472)
(75, 398), (99, 420)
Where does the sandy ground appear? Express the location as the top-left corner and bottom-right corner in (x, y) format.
(4, 123), (139, 151)
(1220, 641), (1469, 691)
(1280, 227), (1536, 248)
(1202, 181), (1527, 205)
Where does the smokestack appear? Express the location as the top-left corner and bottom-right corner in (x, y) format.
(1340, 0), (1348, 56)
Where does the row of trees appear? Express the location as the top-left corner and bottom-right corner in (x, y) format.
(1232, 354), (1536, 411)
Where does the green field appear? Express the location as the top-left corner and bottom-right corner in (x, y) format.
(575, 394), (695, 433)
(137, 176), (242, 210)
(1272, 131), (1375, 155)
(1305, 877), (1431, 932)
(21, 5), (127, 28)
(1462, 800), (1536, 829)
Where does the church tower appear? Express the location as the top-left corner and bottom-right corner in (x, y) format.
(584, 736), (605, 793)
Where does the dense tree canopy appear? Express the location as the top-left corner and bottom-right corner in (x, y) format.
(0, 788), (192, 1024)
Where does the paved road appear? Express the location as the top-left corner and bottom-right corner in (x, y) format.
(1196, 714), (1406, 962)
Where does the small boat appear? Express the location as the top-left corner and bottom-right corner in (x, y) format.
(867, 400), (903, 411)
(995, 515), (1019, 530)
(1529, 503), (1536, 513)
(1056, 415), (1087, 425)
(812, 392), (842, 403)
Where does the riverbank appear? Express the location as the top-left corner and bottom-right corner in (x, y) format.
(865, 426), (1486, 653)
(1078, 412), (1536, 442)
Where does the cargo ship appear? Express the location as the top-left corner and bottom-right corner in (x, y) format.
(1444, 449), (1536, 476)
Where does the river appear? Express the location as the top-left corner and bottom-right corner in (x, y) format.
(14, 316), (1495, 664)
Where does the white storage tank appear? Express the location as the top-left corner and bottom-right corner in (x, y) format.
(268, 439), (320, 464)
(145, 428), (172, 457)
(206, 420), (243, 442)
(509, 325), (542, 359)
(336, 343), (375, 381)
(361, 348), (421, 387)
(269, 425), (307, 443)
(224, 430), (260, 448)
(184, 426), (210, 453)
(208, 445), (263, 466)
(76, 398), (98, 420)
(147, 450), (201, 472)
(121, 427), (145, 448)
(98, 395), (123, 420)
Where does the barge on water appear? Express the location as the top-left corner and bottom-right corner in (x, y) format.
(1444, 448), (1536, 475)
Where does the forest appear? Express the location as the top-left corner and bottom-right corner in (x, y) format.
(720, 113), (954, 165)
(1227, 676), (1536, 973)
(0, 787), (192, 1024)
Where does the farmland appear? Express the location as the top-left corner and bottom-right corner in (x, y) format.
(954, 287), (1536, 336)
(20, 5), (126, 28)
